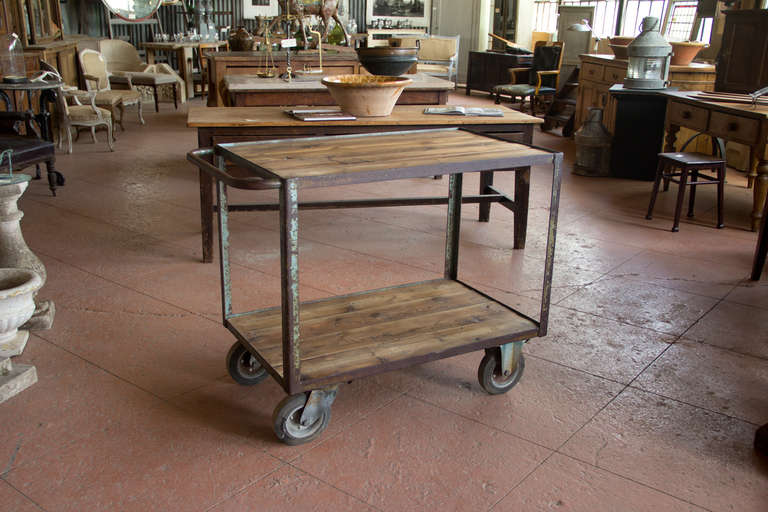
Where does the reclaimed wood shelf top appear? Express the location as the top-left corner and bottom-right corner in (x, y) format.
(580, 53), (716, 72)
(223, 73), (453, 92)
(187, 104), (543, 127)
(665, 91), (768, 119)
(217, 129), (554, 185)
(227, 279), (538, 384)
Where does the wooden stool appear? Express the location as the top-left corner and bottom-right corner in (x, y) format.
(646, 150), (726, 232)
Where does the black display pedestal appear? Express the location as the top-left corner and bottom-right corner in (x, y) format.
(609, 85), (671, 181)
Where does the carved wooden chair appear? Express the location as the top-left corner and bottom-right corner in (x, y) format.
(77, 50), (144, 130)
(52, 89), (114, 154)
(492, 41), (564, 115)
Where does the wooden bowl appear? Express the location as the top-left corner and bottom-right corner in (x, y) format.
(321, 75), (413, 117)
(609, 44), (629, 59)
(670, 41), (707, 66)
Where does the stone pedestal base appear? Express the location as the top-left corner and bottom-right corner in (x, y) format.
(0, 330), (29, 358)
(22, 299), (55, 331)
(0, 357), (37, 404)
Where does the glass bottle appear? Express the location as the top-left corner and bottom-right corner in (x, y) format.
(0, 34), (26, 83)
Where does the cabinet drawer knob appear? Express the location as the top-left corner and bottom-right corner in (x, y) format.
(681, 111), (692, 119)
(728, 122), (739, 131)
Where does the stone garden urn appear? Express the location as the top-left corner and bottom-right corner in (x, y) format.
(0, 268), (41, 357)
(0, 175), (54, 339)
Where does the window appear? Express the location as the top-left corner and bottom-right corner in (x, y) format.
(532, 0), (712, 42)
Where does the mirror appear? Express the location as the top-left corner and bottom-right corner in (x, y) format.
(101, 0), (162, 21)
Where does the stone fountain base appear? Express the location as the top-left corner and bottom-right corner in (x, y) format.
(0, 356), (36, 404)
(0, 330), (29, 358)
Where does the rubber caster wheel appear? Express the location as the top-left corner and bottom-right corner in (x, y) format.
(272, 393), (331, 445)
(478, 348), (525, 395)
(226, 342), (268, 386)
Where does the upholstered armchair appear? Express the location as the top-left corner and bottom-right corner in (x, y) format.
(76, 50), (144, 129)
(98, 39), (184, 111)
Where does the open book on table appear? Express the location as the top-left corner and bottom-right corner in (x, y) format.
(423, 106), (505, 117)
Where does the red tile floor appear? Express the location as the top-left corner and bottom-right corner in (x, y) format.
(2, 91), (767, 511)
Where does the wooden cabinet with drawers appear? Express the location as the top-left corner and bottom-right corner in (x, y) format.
(575, 54), (716, 133)
(25, 40), (79, 86)
(716, 9), (768, 94)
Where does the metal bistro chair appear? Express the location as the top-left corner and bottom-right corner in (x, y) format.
(646, 134), (726, 232)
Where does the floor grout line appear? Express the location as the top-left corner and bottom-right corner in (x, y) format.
(0, 477), (49, 512)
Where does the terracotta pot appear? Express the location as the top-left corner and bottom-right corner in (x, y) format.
(609, 44), (629, 59)
(321, 75), (412, 117)
(609, 36), (635, 46)
(229, 27), (254, 52)
(669, 41), (707, 66)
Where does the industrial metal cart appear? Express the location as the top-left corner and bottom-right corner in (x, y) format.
(187, 128), (562, 445)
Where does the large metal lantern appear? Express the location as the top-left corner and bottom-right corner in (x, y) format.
(625, 17), (672, 89)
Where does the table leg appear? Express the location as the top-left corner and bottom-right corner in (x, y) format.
(37, 89), (56, 142)
(145, 48), (156, 66)
(750, 196), (768, 280)
(200, 169), (214, 263)
(751, 147), (768, 232)
(747, 146), (757, 189)
(513, 167), (530, 250)
(664, 123), (680, 153)
(478, 171), (493, 222)
(181, 47), (195, 100)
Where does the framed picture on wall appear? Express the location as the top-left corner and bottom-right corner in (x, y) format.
(366, 0), (431, 29)
(243, 0), (279, 18)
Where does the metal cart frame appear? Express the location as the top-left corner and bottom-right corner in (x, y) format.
(188, 128), (562, 445)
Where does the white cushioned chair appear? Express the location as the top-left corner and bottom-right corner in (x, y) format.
(98, 39), (184, 112)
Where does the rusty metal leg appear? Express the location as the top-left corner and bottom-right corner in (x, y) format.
(200, 169), (214, 263)
(445, 172), (463, 280)
(499, 341), (523, 377)
(513, 167), (530, 250)
(478, 171), (493, 222)
(538, 153), (563, 337)
(280, 179), (302, 394)
(215, 158), (232, 320)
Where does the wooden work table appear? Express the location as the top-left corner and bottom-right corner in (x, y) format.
(206, 50), (361, 106)
(189, 104), (543, 263)
(142, 41), (228, 100)
(221, 73), (453, 107)
(663, 91), (768, 231)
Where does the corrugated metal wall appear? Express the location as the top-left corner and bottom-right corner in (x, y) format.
(97, 1), (367, 49)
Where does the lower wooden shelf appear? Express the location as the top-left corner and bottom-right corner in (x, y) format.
(227, 279), (539, 385)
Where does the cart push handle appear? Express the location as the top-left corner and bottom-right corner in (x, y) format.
(187, 148), (281, 190)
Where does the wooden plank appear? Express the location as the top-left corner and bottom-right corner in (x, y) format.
(228, 279), (538, 382)
(230, 279), (464, 336)
(187, 104), (543, 128)
(253, 294), (496, 362)
(221, 130), (550, 181)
